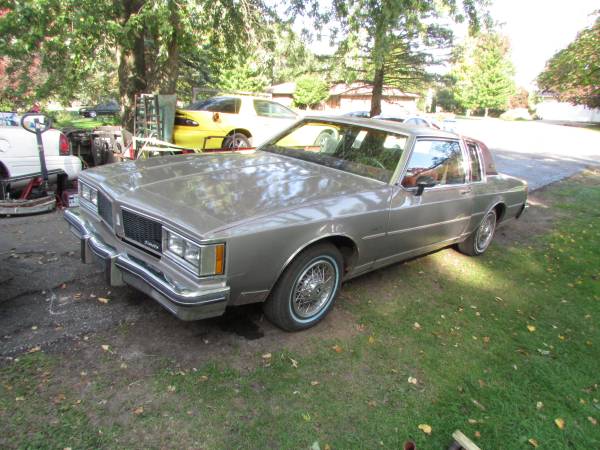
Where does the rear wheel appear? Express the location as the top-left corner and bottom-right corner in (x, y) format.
(457, 209), (497, 256)
(263, 243), (343, 331)
(222, 132), (250, 150)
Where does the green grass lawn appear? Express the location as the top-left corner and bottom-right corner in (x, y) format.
(1, 171), (599, 449)
(52, 111), (118, 129)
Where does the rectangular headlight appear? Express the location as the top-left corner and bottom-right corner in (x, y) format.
(79, 182), (97, 211)
(163, 229), (225, 277)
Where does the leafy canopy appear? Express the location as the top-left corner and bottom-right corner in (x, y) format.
(537, 15), (600, 109)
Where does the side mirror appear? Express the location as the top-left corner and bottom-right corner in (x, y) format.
(414, 176), (437, 196)
(21, 113), (52, 134)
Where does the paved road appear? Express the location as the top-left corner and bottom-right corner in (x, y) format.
(1, 120), (598, 358)
(455, 119), (600, 190)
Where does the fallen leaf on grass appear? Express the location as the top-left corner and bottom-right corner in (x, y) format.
(261, 353), (272, 360)
(408, 377), (418, 385)
(418, 424), (432, 435)
(167, 385), (176, 392)
(528, 438), (539, 447)
(368, 335), (376, 344)
(527, 325), (536, 332)
(367, 400), (377, 408)
(536, 401), (544, 410)
(289, 358), (299, 368)
(413, 322), (422, 331)
(310, 381), (320, 386)
(199, 375), (209, 382)
(27, 346), (41, 353)
(302, 412), (311, 421)
(15, 396), (25, 401)
(31, 325), (38, 331)
(133, 406), (144, 415)
(474, 431), (481, 438)
(554, 418), (565, 429)
(53, 393), (66, 404)
(101, 345), (110, 352)
(472, 399), (486, 410)
(97, 297), (110, 304)
(588, 416), (597, 426)
(332, 344), (343, 353)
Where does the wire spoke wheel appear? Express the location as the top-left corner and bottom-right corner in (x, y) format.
(291, 259), (337, 319)
(476, 212), (496, 253)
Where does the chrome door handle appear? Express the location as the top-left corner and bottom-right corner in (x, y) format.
(459, 188), (472, 195)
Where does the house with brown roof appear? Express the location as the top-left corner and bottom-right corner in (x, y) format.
(269, 82), (419, 114)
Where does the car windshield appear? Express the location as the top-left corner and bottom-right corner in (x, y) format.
(261, 120), (408, 183)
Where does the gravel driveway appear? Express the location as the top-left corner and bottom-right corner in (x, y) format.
(1, 120), (598, 358)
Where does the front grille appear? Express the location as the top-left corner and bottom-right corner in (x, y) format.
(97, 191), (113, 227)
(122, 209), (162, 253)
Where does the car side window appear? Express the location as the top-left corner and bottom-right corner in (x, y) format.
(467, 143), (483, 182)
(188, 97), (241, 114)
(253, 100), (297, 119)
(401, 139), (466, 188)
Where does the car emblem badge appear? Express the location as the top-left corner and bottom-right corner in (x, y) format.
(144, 240), (159, 250)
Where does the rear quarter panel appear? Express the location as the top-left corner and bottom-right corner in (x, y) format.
(468, 173), (528, 233)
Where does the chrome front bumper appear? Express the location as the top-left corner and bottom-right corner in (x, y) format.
(64, 208), (229, 321)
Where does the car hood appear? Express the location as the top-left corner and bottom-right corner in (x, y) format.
(82, 151), (384, 237)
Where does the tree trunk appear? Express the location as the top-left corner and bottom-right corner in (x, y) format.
(370, 67), (384, 117)
(159, 0), (180, 95)
(484, 107), (489, 117)
(115, 0), (147, 130)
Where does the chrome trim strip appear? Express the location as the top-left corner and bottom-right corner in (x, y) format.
(388, 215), (471, 236)
(507, 202), (524, 209)
(362, 232), (386, 240)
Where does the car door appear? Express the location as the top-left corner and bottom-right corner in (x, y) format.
(384, 138), (474, 260)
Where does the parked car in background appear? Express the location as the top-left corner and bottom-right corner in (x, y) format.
(79, 100), (120, 118)
(1, 120), (82, 196)
(342, 111), (371, 118)
(173, 96), (298, 150)
(65, 116), (527, 331)
(373, 114), (441, 129)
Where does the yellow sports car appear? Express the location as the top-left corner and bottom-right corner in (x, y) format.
(173, 96), (298, 150)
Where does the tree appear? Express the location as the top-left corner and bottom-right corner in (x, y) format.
(293, 75), (329, 109)
(295, 0), (486, 116)
(0, 0), (273, 127)
(537, 15), (599, 109)
(452, 32), (515, 116)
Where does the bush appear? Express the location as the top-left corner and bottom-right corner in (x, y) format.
(293, 75), (329, 109)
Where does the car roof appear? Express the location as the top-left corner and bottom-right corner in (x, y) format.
(303, 115), (459, 139)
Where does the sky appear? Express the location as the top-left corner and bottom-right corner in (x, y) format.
(296, 0), (598, 91)
(490, 0), (598, 89)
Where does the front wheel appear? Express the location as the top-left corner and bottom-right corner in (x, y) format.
(457, 209), (497, 256)
(263, 243), (343, 331)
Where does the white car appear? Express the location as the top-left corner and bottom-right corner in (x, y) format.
(0, 121), (82, 192)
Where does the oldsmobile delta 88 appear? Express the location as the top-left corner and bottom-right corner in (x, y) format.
(64, 117), (527, 330)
